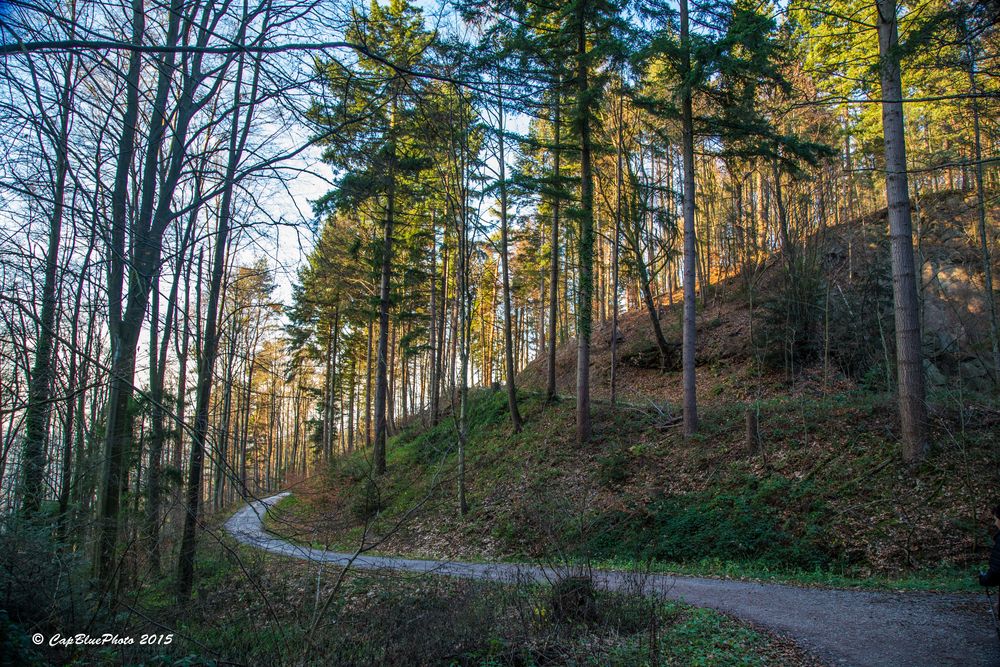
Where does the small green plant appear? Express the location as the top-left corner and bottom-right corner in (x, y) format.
(596, 445), (630, 488)
(0, 611), (46, 667)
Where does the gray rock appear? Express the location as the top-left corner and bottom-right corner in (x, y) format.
(923, 360), (947, 387)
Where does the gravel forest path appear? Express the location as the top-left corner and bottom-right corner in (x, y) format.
(226, 492), (1000, 667)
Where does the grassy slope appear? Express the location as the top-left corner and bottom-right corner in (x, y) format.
(272, 192), (1000, 592)
(272, 383), (997, 592)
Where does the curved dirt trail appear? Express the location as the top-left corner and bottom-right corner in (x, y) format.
(226, 492), (1000, 667)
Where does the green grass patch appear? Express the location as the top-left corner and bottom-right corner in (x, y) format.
(579, 476), (833, 571)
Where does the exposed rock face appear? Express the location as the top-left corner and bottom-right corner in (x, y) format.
(830, 190), (998, 392)
(519, 189), (997, 395)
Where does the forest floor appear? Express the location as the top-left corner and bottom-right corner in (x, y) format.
(270, 387), (998, 591)
(252, 384), (1000, 667)
(243, 190), (1000, 665)
(233, 492), (1000, 666)
(269, 191), (1000, 591)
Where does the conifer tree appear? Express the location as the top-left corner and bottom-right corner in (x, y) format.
(311, 0), (435, 473)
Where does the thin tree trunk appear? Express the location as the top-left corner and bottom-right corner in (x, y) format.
(547, 89), (561, 402)
(611, 86), (623, 406)
(772, 159), (795, 271)
(365, 317), (373, 448)
(100, 0), (200, 592)
(59, 233), (94, 537)
(575, 0), (594, 445)
(457, 156), (470, 516)
(215, 320), (237, 510)
(626, 215), (673, 365)
(428, 217), (437, 426)
(99, 0), (144, 583)
(374, 97), (397, 474)
(348, 356), (356, 452)
(329, 305), (341, 459)
(964, 32), (1000, 385)
(177, 32), (261, 599)
(20, 42), (75, 516)
(496, 84), (523, 432)
(680, 0), (699, 436)
(322, 323), (334, 459)
(433, 243), (448, 424)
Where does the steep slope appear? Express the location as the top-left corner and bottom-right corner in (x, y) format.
(519, 188), (999, 401)
(273, 387), (998, 589)
(273, 190), (1000, 591)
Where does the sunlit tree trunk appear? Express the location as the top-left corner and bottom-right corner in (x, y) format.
(575, 0), (594, 444)
(876, 0), (927, 462)
(496, 85), (523, 432)
(964, 31), (1000, 386)
(374, 96), (397, 475)
(365, 317), (373, 448)
(428, 218), (437, 426)
(457, 142), (470, 516)
(610, 87), (623, 405)
(680, 0), (699, 437)
(547, 90), (561, 402)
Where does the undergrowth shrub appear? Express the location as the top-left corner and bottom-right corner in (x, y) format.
(347, 477), (384, 521)
(549, 576), (598, 624)
(0, 610), (46, 667)
(314, 574), (709, 666)
(755, 259), (825, 375)
(0, 516), (89, 630)
(326, 457), (386, 521)
(825, 263), (894, 388)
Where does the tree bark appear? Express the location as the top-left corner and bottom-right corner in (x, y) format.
(680, 0), (699, 437)
(457, 153), (470, 516)
(575, 1), (594, 445)
(771, 159), (795, 271)
(964, 32), (1000, 385)
(428, 217), (437, 426)
(547, 89), (561, 402)
(373, 98), (397, 475)
(496, 86), (523, 432)
(20, 41), (75, 517)
(611, 86), (623, 405)
(365, 317), (373, 448)
(177, 28), (262, 598)
(876, 0), (927, 462)
(433, 243), (448, 424)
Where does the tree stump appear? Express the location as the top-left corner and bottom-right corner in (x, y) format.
(745, 407), (761, 455)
